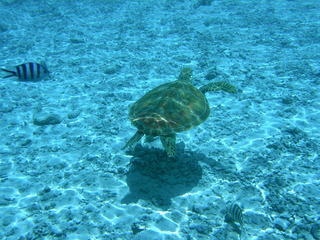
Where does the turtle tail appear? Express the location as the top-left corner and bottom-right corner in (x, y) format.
(200, 81), (237, 94)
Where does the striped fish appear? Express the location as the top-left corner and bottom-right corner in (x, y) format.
(1, 62), (49, 81)
(225, 202), (244, 225)
(225, 202), (246, 240)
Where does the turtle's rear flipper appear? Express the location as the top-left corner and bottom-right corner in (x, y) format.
(160, 134), (176, 157)
(200, 82), (237, 94)
(122, 131), (144, 150)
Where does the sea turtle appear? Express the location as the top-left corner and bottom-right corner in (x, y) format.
(123, 68), (237, 157)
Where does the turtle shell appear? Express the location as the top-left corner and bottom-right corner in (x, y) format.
(129, 80), (210, 136)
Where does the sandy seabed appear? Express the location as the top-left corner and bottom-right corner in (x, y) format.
(0, 0), (319, 239)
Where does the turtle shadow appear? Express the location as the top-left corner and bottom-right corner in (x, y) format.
(121, 143), (203, 209)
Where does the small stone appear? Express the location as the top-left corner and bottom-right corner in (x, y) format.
(282, 97), (294, 105)
(274, 218), (290, 232)
(194, 0), (213, 7)
(33, 113), (62, 126)
(0, 198), (12, 206)
(0, 23), (8, 32)
(2, 216), (13, 226)
(104, 64), (121, 75)
(70, 38), (85, 44)
(191, 224), (211, 235)
(205, 67), (218, 80)
(21, 139), (32, 147)
(311, 223), (320, 240)
(0, 102), (14, 113)
(67, 110), (80, 119)
(39, 186), (51, 195)
(131, 222), (146, 235)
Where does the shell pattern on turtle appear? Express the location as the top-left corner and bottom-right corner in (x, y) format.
(123, 68), (237, 157)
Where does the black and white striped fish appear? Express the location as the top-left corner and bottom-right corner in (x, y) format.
(225, 203), (244, 226)
(1, 62), (49, 81)
(225, 202), (246, 239)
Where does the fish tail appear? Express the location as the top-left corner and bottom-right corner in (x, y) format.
(1, 68), (16, 78)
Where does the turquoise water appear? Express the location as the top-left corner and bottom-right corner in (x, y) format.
(0, 0), (319, 239)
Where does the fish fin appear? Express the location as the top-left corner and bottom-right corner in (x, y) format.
(40, 61), (49, 73)
(1, 68), (16, 78)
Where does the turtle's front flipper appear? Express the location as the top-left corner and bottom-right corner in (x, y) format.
(122, 131), (144, 150)
(200, 82), (237, 94)
(160, 134), (176, 157)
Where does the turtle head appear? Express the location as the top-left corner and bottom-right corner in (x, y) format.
(177, 67), (193, 83)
